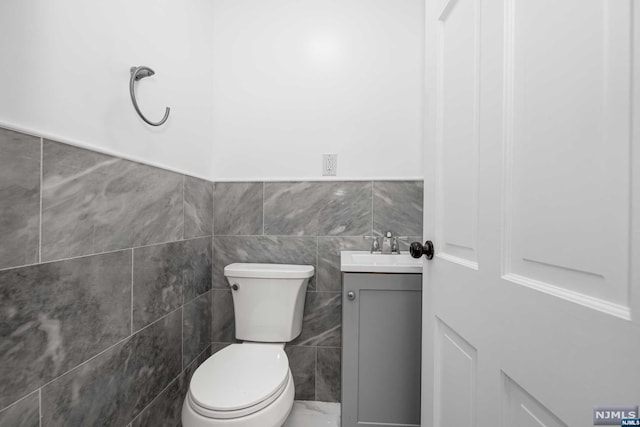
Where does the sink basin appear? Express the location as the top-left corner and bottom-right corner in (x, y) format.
(340, 251), (423, 273)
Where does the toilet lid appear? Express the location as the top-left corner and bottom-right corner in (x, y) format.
(189, 344), (289, 412)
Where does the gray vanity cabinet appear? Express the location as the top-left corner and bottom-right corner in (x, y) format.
(341, 273), (422, 427)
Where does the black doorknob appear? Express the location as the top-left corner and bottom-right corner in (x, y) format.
(410, 241), (435, 260)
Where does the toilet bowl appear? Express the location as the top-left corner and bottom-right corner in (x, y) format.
(182, 263), (314, 427)
(182, 343), (295, 427)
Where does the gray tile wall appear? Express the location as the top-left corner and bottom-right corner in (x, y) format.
(0, 127), (213, 427)
(211, 180), (423, 403)
(1, 125), (424, 424)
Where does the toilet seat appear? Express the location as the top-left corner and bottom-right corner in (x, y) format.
(188, 343), (290, 419)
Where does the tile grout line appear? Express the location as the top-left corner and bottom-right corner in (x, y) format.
(262, 181), (265, 235)
(0, 235), (215, 274)
(181, 304), (185, 370)
(0, 390), (37, 417)
(38, 388), (42, 427)
(38, 138), (43, 263)
(315, 346), (319, 401)
(182, 175), (185, 240)
(131, 250), (134, 335)
(211, 181), (216, 237)
(370, 180), (374, 236)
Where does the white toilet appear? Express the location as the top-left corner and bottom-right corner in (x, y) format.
(182, 263), (314, 427)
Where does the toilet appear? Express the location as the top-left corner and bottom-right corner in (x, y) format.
(182, 263), (315, 427)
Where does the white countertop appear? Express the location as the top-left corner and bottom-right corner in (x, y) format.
(340, 251), (423, 274)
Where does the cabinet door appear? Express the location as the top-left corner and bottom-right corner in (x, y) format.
(342, 273), (422, 427)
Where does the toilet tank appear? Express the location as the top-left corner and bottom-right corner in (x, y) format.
(224, 263), (314, 342)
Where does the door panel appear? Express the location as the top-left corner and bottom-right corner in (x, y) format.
(503, 0), (633, 316)
(436, 0), (480, 269)
(434, 318), (477, 426)
(422, 0), (640, 425)
(502, 373), (567, 427)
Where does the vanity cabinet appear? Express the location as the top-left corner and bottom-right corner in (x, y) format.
(341, 273), (422, 427)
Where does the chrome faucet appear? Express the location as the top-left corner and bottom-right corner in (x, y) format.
(382, 231), (393, 254)
(365, 232), (408, 254)
(391, 235), (400, 254)
(383, 231), (408, 254)
(363, 236), (381, 253)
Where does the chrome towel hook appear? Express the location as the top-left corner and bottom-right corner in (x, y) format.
(129, 66), (170, 126)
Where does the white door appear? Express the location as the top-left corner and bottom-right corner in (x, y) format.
(421, 0), (640, 425)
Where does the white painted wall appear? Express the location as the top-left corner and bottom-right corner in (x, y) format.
(0, 0), (215, 179)
(210, 0), (424, 180)
(0, 1), (423, 181)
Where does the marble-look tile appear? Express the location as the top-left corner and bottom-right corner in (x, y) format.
(133, 243), (181, 331)
(183, 292), (212, 369)
(211, 290), (235, 343)
(291, 293), (341, 347)
(0, 391), (39, 427)
(264, 181), (372, 236)
(133, 237), (211, 331)
(317, 347), (341, 402)
(211, 342), (231, 355)
(0, 128), (41, 270)
(285, 346), (316, 401)
(131, 374), (183, 427)
(41, 309), (182, 427)
(41, 141), (183, 261)
(214, 182), (263, 235)
(184, 345), (212, 385)
(184, 176), (213, 239)
(212, 236), (317, 290)
(133, 343), (211, 427)
(373, 180), (423, 237)
(282, 401), (341, 427)
(0, 250), (131, 408)
(181, 237), (213, 302)
(317, 237), (370, 292)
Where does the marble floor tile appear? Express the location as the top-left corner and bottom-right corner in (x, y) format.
(316, 348), (341, 402)
(291, 292), (341, 347)
(317, 237), (370, 292)
(373, 180), (423, 237)
(212, 235), (317, 290)
(41, 309), (182, 427)
(285, 346), (316, 401)
(264, 181), (372, 236)
(41, 140), (183, 261)
(214, 182), (263, 235)
(0, 391), (39, 427)
(133, 237), (211, 331)
(0, 128), (41, 270)
(184, 176), (213, 239)
(0, 250), (131, 409)
(282, 401), (341, 427)
(183, 292), (212, 368)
